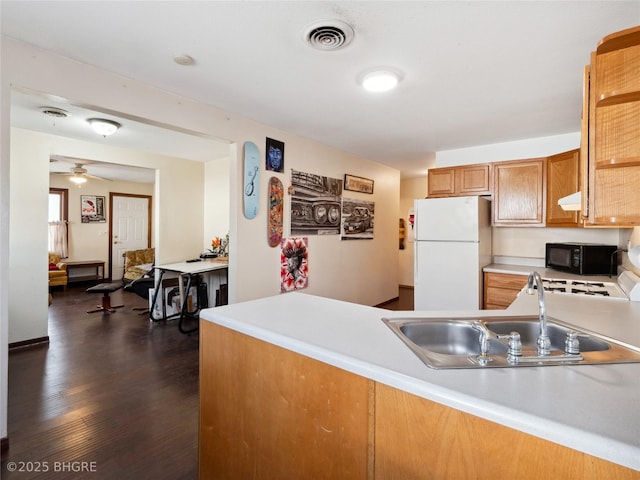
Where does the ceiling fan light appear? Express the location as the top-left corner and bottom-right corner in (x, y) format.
(88, 118), (121, 137)
(69, 175), (87, 185)
(360, 70), (401, 92)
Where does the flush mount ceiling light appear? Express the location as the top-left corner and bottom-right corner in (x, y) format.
(303, 19), (354, 51)
(173, 54), (195, 66)
(359, 69), (402, 93)
(87, 118), (121, 137)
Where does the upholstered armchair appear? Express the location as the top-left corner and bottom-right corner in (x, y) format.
(48, 252), (68, 288)
(123, 247), (155, 283)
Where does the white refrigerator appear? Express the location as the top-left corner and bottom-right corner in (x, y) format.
(414, 196), (492, 311)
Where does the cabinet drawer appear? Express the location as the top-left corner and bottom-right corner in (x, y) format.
(484, 272), (528, 290)
(485, 286), (521, 309)
(483, 272), (528, 310)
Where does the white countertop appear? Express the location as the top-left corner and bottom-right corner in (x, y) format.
(200, 291), (640, 471)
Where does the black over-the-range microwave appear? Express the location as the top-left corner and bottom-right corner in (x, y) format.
(545, 243), (618, 275)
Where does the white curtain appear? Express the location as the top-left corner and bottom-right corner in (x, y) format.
(48, 221), (68, 258)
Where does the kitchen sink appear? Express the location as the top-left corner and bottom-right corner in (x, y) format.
(382, 315), (640, 369)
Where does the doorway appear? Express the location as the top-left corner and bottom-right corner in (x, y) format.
(109, 193), (152, 281)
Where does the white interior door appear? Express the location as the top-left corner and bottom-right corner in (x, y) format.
(111, 195), (150, 280)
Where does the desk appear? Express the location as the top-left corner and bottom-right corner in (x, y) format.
(151, 259), (228, 333)
(66, 260), (105, 284)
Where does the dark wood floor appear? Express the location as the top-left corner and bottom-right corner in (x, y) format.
(1, 284), (411, 479)
(1, 284), (200, 479)
(378, 285), (414, 311)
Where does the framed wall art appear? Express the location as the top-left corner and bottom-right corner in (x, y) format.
(341, 198), (375, 240)
(265, 137), (285, 173)
(280, 237), (308, 292)
(81, 195), (106, 223)
(290, 169), (342, 236)
(344, 174), (374, 194)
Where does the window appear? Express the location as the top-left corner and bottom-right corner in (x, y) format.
(49, 188), (68, 222)
(48, 188), (69, 254)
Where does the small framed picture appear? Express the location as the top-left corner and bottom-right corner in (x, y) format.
(81, 195), (106, 223)
(344, 174), (374, 194)
(266, 137), (285, 173)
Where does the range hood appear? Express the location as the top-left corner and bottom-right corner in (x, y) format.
(558, 191), (582, 211)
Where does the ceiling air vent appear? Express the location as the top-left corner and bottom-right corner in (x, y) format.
(303, 20), (354, 51)
(40, 106), (69, 118)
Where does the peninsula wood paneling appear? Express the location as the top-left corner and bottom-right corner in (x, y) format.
(199, 321), (371, 480)
(373, 383), (639, 480)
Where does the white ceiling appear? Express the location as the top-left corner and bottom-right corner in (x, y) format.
(11, 89), (230, 183)
(2, 1), (640, 181)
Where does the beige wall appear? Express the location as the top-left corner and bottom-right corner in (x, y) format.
(0, 46), (10, 442)
(399, 177), (428, 286)
(204, 156), (231, 250)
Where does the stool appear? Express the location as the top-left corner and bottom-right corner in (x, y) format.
(86, 282), (124, 314)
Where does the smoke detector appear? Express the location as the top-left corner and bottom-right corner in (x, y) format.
(303, 20), (354, 51)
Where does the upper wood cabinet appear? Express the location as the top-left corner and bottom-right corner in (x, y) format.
(546, 149), (581, 227)
(585, 26), (640, 226)
(427, 164), (491, 198)
(427, 167), (456, 196)
(492, 158), (546, 226)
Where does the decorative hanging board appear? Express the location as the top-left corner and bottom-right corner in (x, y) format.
(243, 141), (260, 219)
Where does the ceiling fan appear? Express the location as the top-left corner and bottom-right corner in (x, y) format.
(50, 155), (111, 184)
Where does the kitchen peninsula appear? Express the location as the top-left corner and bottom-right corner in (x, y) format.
(199, 290), (640, 478)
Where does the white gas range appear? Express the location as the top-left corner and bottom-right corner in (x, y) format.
(539, 271), (640, 302)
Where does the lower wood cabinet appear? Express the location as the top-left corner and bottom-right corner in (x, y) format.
(483, 271), (528, 309)
(199, 321), (637, 479)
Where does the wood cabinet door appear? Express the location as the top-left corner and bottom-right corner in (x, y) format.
(587, 27), (640, 226)
(458, 164), (491, 195)
(428, 165), (491, 198)
(492, 158), (546, 226)
(427, 167), (456, 197)
(546, 149), (581, 227)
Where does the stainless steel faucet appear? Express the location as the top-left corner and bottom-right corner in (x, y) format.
(526, 272), (551, 356)
(473, 321), (522, 364)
